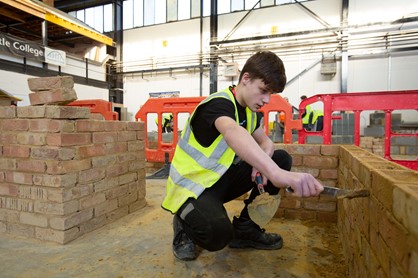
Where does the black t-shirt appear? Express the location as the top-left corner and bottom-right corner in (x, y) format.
(190, 88), (261, 147)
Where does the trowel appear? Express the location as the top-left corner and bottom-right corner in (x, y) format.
(247, 172), (281, 227)
(285, 185), (370, 199)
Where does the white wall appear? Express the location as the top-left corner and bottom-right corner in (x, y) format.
(123, 0), (418, 128)
(0, 54), (108, 106)
(0, 69), (108, 107)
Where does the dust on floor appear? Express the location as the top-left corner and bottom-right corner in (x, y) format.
(0, 179), (347, 278)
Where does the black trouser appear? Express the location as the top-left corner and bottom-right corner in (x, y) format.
(175, 149), (292, 252)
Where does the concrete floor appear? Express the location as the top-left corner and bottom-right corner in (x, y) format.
(1, 179), (347, 278)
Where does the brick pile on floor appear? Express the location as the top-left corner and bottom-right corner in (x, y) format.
(0, 76), (146, 244)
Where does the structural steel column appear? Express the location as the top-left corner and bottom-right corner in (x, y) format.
(210, 0), (218, 93)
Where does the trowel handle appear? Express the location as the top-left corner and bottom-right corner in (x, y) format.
(255, 172), (265, 194)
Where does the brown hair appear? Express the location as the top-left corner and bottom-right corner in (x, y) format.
(239, 51), (286, 94)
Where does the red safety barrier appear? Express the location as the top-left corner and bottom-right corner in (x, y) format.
(298, 90), (418, 170)
(68, 99), (118, 121)
(135, 94), (300, 163)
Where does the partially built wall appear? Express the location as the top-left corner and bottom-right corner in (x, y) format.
(0, 105), (146, 244)
(275, 143), (418, 277)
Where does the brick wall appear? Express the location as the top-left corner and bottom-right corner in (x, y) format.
(338, 145), (418, 277)
(0, 105), (146, 244)
(274, 144), (340, 223)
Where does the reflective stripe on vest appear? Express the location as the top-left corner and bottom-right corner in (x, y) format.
(302, 104), (312, 124)
(162, 88), (256, 213)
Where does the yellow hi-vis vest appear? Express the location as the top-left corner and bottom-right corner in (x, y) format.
(302, 104), (312, 124)
(162, 88), (257, 213)
(310, 109), (324, 125)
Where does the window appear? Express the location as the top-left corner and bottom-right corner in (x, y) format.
(218, 1), (231, 14)
(178, 0), (191, 20)
(245, 0), (260, 10)
(167, 0), (178, 22)
(70, 0), (308, 32)
(133, 0), (144, 27)
(231, 0), (244, 12)
(124, 0), (134, 29)
(191, 0), (201, 18)
(155, 0), (167, 24)
(103, 4), (113, 32)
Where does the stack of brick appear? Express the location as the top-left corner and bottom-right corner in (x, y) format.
(0, 76), (146, 244)
(360, 136), (384, 157)
(274, 144), (340, 223)
(338, 145), (418, 277)
(28, 76), (77, 106)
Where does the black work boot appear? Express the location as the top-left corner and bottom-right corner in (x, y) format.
(172, 215), (197, 261)
(228, 216), (283, 250)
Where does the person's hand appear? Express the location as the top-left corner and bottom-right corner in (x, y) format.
(287, 172), (323, 197)
(251, 167), (267, 185)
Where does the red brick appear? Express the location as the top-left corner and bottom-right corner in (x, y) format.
(0, 132), (17, 144)
(29, 119), (75, 133)
(2, 119), (29, 131)
(5, 172), (33, 185)
(49, 209), (93, 230)
(45, 106), (90, 119)
(0, 106), (16, 118)
(0, 184), (18, 196)
(29, 88), (77, 105)
(16, 106), (46, 118)
(75, 120), (105, 132)
(2, 145), (30, 158)
(80, 193), (106, 209)
(31, 146), (75, 160)
(45, 159), (91, 174)
(92, 132), (118, 144)
(79, 168), (105, 184)
(104, 121), (127, 131)
(46, 133), (91, 146)
(27, 76), (74, 91)
(20, 212), (48, 227)
(17, 133), (46, 146)
(106, 162), (129, 178)
(78, 144), (106, 158)
(127, 121), (144, 131)
(105, 142), (127, 154)
(17, 160), (46, 173)
(117, 131), (137, 142)
(95, 198), (118, 216)
(319, 168), (338, 179)
(128, 141), (144, 152)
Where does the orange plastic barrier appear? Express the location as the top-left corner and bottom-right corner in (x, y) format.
(68, 99), (118, 121)
(298, 90), (418, 170)
(259, 94), (302, 144)
(135, 97), (204, 163)
(135, 94), (300, 163)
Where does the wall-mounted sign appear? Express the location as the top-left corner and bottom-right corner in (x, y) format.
(0, 31), (66, 66)
(45, 47), (66, 66)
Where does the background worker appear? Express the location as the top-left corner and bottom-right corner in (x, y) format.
(309, 109), (324, 131)
(162, 51), (324, 261)
(300, 95), (312, 130)
(155, 113), (174, 133)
